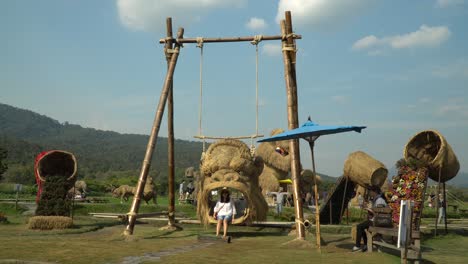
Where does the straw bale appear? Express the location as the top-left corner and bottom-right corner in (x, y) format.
(344, 151), (387, 188)
(404, 130), (459, 182)
(28, 216), (73, 230)
(197, 139), (268, 226)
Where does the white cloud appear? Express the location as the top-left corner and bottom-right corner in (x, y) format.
(117, 0), (246, 32)
(419, 97), (431, 103)
(246, 17), (267, 31)
(436, 100), (468, 117)
(262, 43), (281, 56)
(435, 0), (464, 8)
(353, 25), (451, 53)
(331, 95), (348, 104)
(352, 35), (379, 50)
(276, 0), (373, 30)
(431, 59), (468, 79)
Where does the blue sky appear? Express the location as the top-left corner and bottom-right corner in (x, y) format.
(1, 0), (467, 177)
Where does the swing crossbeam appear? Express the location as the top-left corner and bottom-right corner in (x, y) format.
(194, 134), (264, 140)
(159, 34), (301, 44)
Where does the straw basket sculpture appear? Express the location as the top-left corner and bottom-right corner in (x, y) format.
(404, 130), (459, 183)
(34, 150), (77, 213)
(31, 150), (77, 229)
(197, 139), (268, 225)
(344, 151), (388, 188)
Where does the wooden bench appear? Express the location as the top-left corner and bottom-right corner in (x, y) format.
(366, 226), (422, 264)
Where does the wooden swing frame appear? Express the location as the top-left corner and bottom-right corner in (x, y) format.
(124, 11), (306, 241)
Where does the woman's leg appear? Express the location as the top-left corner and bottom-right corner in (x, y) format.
(223, 219), (229, 237)
(216, 219), (222, 236)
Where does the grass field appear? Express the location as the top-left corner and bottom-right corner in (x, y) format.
(1, 201), (468, 264)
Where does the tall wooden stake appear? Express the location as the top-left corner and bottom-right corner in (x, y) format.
(165, 17), (177, 229)
(124, 28), (185, 236)
(435, 167), (442, 236)
(443, 182), (447, 234)
(281, 11), (305, 240)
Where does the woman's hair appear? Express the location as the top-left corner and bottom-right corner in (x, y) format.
(220, 189), (230, 203)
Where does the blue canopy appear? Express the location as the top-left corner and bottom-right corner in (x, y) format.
(258, 119), (366, 143)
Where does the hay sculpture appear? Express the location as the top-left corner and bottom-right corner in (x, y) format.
(404, 130), (459, 182)
(32, 150), (77, 229)
(197, 139), (268, 225)
(300, 169), (322, 194)
(256, 129), (291, 195)
(344, 151), (388, 188)
(68, 180), (88, 197)
(112, 177), (157, 204)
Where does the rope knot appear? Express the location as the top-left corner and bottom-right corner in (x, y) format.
(196, 37), (204, 48)
(251, 35), (263, 45)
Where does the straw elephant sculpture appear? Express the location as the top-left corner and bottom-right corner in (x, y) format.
(197, 139), (268, 225)
(68, 180), (88, 197)
(255, 129), (292, 195)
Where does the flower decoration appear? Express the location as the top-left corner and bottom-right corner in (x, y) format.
(388, 165), (428, 227)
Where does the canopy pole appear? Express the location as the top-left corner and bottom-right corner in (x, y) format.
(309, 141), (321, 247)
(124, 27), (185, 236)
(280, 11), (305, 240)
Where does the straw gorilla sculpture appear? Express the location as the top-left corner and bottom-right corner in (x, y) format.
(197, 139), (268, 225)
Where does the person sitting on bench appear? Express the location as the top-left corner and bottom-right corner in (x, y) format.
(353, 186), (387, 252)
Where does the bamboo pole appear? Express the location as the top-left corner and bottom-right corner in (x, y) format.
(340, 176), (349, 224)
(159, 35), (301, 44)
(280, 12), (305, 240)
(165, 17), (177, 228)
(124, 27), (185, 236)
(443, 182), (448, 234)
(310, 141), (321, 247)
(435, 167), (442, 236)
(194, 134), (264, 140)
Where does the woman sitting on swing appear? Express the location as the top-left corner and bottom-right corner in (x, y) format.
(214, 187), (236, 241)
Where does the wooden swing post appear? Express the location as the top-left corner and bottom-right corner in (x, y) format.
(124, 27), (185, 236)
(165, 17), (177, 229)
(281, 11), (305, 240)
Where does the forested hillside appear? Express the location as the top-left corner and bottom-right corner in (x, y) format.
(0, 103), (204, 192)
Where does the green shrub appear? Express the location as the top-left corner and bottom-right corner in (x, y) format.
(36, 175), (74, 216)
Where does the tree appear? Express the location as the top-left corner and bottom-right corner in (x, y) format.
(0, 147), (7, 181)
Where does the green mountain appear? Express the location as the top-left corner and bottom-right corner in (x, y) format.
(0, 103), (340, 192)
(0, 103), (204, 189)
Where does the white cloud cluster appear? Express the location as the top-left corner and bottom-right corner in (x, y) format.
(431, 59), (468, 79)
(436, 99), (468, 117)
(276, 0), (372, 30)
(117, 0), (246, 32)
(331, 95), (348, 104)
(352, 25), (451, 54)
(246, 17), (267, 31)
(262, 43), (281, 56)
(435, 0), (464, 8)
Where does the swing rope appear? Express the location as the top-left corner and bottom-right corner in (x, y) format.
(195, 35), (264, 158)
(196, 37), (206, 154)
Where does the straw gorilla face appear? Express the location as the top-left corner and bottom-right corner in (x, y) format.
(197, 139), (268, 225)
